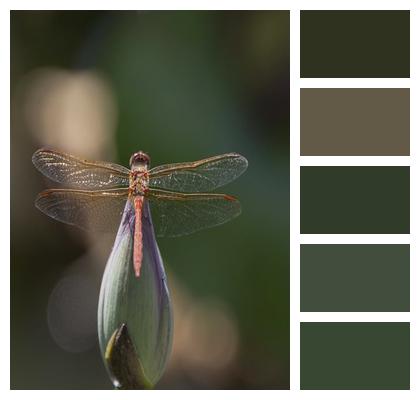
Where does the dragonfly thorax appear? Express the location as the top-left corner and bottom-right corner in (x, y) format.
(129, 151), (150, 196)
(129, 170), (149, 196)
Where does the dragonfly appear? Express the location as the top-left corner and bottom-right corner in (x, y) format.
(33, 149), (248, 278)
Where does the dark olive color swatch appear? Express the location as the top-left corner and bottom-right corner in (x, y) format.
(300, 322), (410, 389)
(300, 11), (410, 78)
(300, 167), (410, 234)
(300, 89), (410, 156)
(300, 244), (410, 312)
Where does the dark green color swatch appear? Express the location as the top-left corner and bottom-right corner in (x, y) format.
(300, 244), (410, 312)
(300, 322), (410, 390)
(300, 167), (410, 234)
(300, 11), (410, 77)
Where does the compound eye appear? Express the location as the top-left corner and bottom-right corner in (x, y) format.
(130, 151), (150, 167)
(139, 153), (150, 164)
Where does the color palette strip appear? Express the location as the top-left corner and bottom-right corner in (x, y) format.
(300, 88), (410, 156)
(300, 166), (410, 234)
(300, 244), (410, 312)
(300, 10), (410, 78)
(298, 9), (411, 391)
(300, 322), (410, 389)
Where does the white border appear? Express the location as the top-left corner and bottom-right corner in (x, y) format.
(300, 313), (411, 323)
(2, 1), (10, 395)
(300, 157), (411, 166)
(289, 8), (300, 391)
(3, 0), (418, 11)
(300, 78), (411, 88)
(300, 234), (411, 244)
(3, 0), (419, 397)
(409, 4), (418, 394)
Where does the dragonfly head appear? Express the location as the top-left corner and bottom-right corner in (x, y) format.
(130, 151), (151, 170)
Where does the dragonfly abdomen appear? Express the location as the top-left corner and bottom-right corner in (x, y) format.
(133, 196), (144, 278)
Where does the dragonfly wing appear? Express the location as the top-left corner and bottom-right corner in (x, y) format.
(146, 188), (241, 237)
(35, 188), (129, 232)
(32, 149), (130, 189)
(148, 153), (248, 193)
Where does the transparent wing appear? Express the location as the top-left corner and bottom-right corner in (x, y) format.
(35, 188), (129, 232)
(146, 188), (241, 237)
(148, 153), (248, 193)
(32, 149), (130, 189)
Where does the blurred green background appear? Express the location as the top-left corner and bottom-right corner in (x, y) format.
(11, 11), (289, 389)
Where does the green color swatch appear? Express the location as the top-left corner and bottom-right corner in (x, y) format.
(300, 167), (410, 234)
(301, 322), (410, 389)
(300, 10), (410, 78)
(300, 244), (410, 312)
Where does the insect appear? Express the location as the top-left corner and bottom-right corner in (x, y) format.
(33, 149), (248, 278)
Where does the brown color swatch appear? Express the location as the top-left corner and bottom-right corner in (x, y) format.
(301, 88), (410, 156)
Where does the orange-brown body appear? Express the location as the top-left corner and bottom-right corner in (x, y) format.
(129, 151), (151, 279)
(133, 196), (144, 278)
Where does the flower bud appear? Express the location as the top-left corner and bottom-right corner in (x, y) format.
(98, 200), (173, 389)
